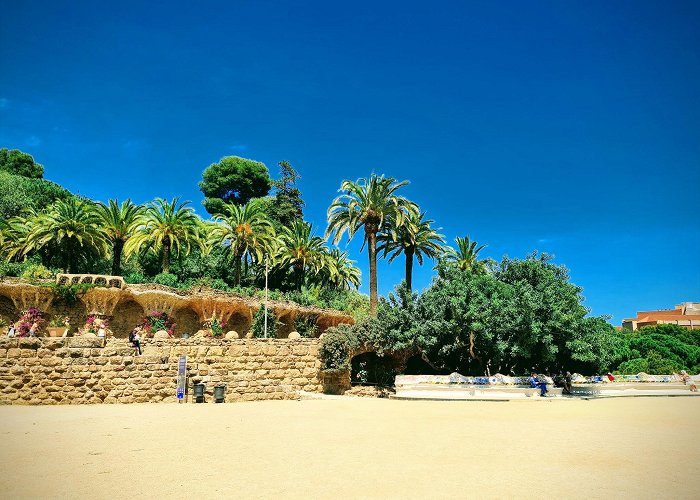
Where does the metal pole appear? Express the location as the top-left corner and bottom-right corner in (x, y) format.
(264, 255), (269, 338)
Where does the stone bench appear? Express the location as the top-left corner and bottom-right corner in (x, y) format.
(393, 383), (563, 400)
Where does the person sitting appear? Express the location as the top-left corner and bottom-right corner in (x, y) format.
(606, 372), (615, 382)
(528, 372), (539, 388)
(562, 371), (573, 395)
(129, 327), (142, 355)
(7, 324), (16, 338)
(29, 321), (39, 337)
(537, 373), (548, 397)
(678, 370), (698, 392)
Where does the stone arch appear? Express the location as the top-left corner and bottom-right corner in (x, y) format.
(0, 294), (18, 326)
(227, 311), (252, 337)
(110, 299), (145, 338)
(276, 309), (296, 338)
(173, 307), (200, 337)
(350, 352), (397, 386)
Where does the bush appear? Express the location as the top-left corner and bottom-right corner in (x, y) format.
(250, 306), (280, 338)
(319, 323), (360, 372)
(153, 272), (178, 287)
(294, 314), (318, 338)
(124, 272), (149, 284)
(0, 261), (25, 278)
(617, 358), (649, 374)
(210, 278), (230, 291)
(20, 263), (54, 280)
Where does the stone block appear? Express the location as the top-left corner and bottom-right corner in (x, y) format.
(68, 337), (104, 348)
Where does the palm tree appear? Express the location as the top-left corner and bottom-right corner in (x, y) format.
(378, 211), (445, 294)
(326, 174), (417, 316)
(96, 199), (145, 276)
(446, 236), (488, 273)
(125, 197), (203, 274)
(320, 248), (361, 290)
(209, 199), (276, 286)
(277, 220), (326, 290)
(23, 197), (109, 273)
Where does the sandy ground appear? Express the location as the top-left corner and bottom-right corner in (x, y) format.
(1, 397), (699, 499)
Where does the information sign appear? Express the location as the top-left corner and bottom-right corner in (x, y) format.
(176, 355), (187, 401)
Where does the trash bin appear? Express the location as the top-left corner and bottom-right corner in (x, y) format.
(193, 383), (205, 403)
(214, 385), (226, 403)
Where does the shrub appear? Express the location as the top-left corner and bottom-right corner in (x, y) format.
(0, 261), (25, 278)
(294, 314), (318, 338)
(141, 310), (176, 337)
(124, 271), (149, 284)
(319, 323), (360, 372)
(210, 278), (230, 291)
(250, 306), (280, 338)
(153, 272), (178, 288)
(20, 263), (54, 280)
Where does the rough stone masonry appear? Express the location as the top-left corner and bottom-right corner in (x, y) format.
(0, 337), (326, 404)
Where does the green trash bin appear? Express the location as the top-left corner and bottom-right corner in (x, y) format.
(214, 385), (226, 403)
(193, 383), (205, 403)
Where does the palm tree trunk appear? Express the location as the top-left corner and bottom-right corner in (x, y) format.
(112, 240), (124, 276)
(234, 252), (243, 286)
(162, 237), (171, 273)
(405, 248), (414, 294)
(368, 230), (378, 317)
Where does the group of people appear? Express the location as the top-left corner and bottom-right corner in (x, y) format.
(529, 371), (576, 397)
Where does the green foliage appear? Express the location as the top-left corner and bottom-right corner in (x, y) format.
(250, 306), (280, 338)
(124, 271), (149, 284)
(199, 156), (272, 215)
(153, 272), (178, 287)
(319, 323), (361, 372)
(0, 148), (44, 178)
(266, 160), (304, 231)
(40, 282), (96, 305)
(0, 170), (72, 219)
(20, 263), (54, 280)
(614, 324), (700, 374)
(0, 261), (31, 278)
(294, 314), (318, 338)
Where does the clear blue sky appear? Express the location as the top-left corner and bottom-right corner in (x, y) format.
(1, 0), (698, 324)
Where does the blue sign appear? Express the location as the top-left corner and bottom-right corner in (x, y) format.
(176, 355), (187, 400)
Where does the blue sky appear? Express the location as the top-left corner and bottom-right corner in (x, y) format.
(1, 0), (698, 324)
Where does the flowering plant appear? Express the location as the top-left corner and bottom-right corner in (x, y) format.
(79, 315), (109, 336)
(16, 308), (44, 337)
(203, 318), (226, 337)
(48, 315), (70, 327)
(141, 310), (176, 338)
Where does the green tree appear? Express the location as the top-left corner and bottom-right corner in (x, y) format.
(326, 174), (417, 316)
(209, 199), (276, 286)
(320, 248), (361, 290)
(0, 171), (72, 219)
(378, 211), (445, 294)
(266, 160), (304, 231)
(445, 236), (488, 273)
(0, 148), (44, 178)
(96, 199), (145, 276)
(125, 197), (203, 273)
(276, 220), (326, 290)
(22, 198), (109, 273)
(199, 156), (272, 215)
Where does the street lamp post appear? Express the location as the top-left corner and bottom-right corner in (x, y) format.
(264, 255), (269, 338)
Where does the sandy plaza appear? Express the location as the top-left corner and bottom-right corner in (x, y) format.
(1, 396), (699, 499)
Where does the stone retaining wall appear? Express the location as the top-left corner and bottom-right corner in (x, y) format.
(0, 337), (323, 404)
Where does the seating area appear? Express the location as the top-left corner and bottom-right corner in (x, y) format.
(393, 374), (699, 400)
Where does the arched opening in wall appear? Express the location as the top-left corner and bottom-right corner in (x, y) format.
(350, 352), (397, 387)
(276, 310), (295, 338)
(294, 313), (319, 338)
(111, 299), (145, 338)
(0, 295), (18, 326)
(227, 312), (251, 337)
(402, 354), (448, 375)
(174, 307), (200, 337)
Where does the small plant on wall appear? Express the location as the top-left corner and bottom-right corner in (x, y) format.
(294, 314), (318, 338)
(141, 310), (176, 338)
(250, 307), (280, 338)
(203, 318), (226, 337)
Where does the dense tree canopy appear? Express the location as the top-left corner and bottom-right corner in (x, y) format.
(199, 156), (272, 215)
(0, 148), (44, 178)
(266, 160), (304, 232)
(0, 171), (72, 219)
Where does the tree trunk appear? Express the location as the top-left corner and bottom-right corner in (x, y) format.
(405, 248), (414, 294)
(162, 236), (171, 273)
(367, 230), (378, 317)
(112, 240), (124, 276)
(234, 251), (243, 286)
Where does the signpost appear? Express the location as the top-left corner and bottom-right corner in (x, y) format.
(176, 355), (187, 402)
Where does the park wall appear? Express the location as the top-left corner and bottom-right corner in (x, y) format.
(0, 337), (336, 405)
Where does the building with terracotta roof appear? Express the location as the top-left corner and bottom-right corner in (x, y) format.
(622, 302), (700, 330)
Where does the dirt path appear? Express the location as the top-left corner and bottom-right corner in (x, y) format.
(1, 397), (698, 499)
